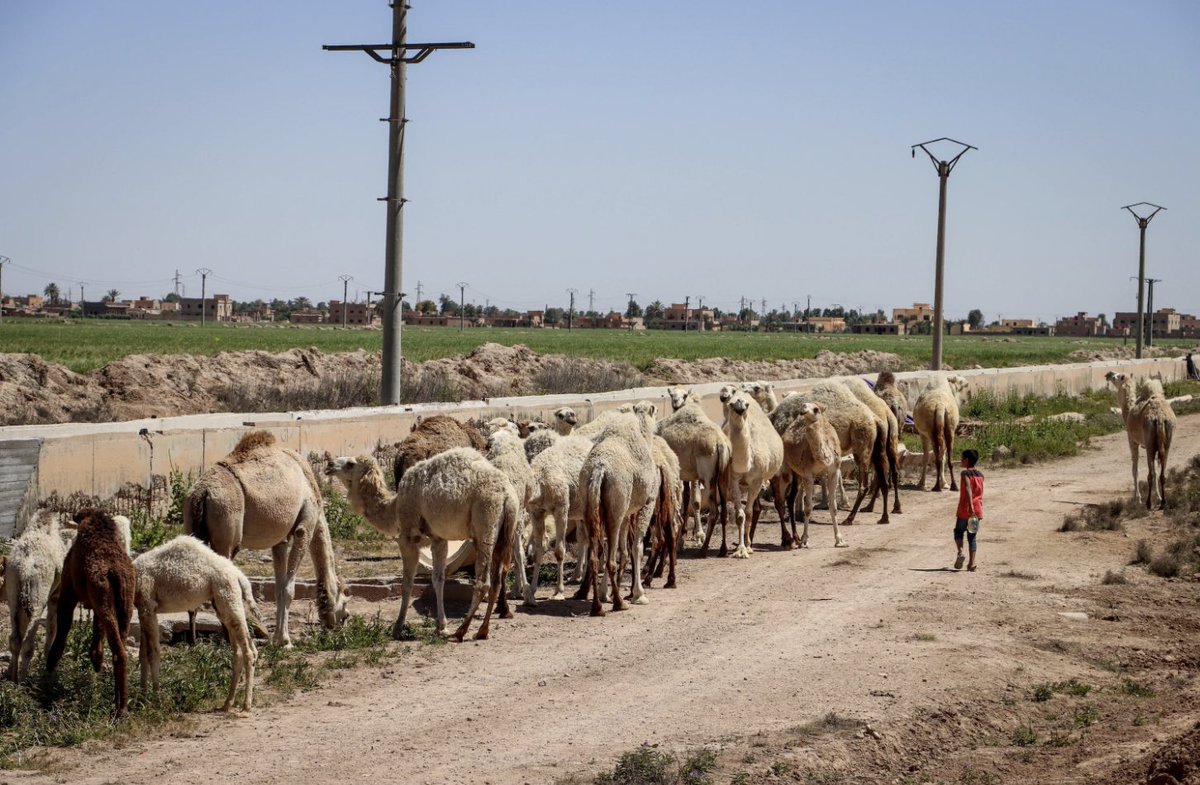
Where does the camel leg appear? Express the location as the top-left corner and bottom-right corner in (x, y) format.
(15, 610), (39, 682)
(830, 469), (847, 547)
(1146, 451), (1158, 511)
(700, 500), (718, 558)
(509, 511), (529, 601)
(551, 508), (568, 600)
(944, 422), (957, 492)
(918, 432), (931, 490)
(799, 476), (813, 548)
(843, 460), (871, 524)
(731, 483), (751, 558)
(457, 534), (494, 641)
(769, 474), (792, 548)
(44, 586), (77, 674)
(1128, 438), (1142, 504)
(931, 430), (945, 492)
(525, 510), (546, 605)
(786, 478), (802, 546)
(606, 524), (627, 613)
(270, 541), (293, 648)
(586, 534), (605, 617)
(392, 538), (420, 640)
(430, 539), (449, 636)
(572, 540), (592, 602)
(138, 606), (157, 692)
(89, 612), (104, 673)
(629, 507), (652, 605)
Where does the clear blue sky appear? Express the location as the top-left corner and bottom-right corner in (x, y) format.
(2, 1), (1197, 324)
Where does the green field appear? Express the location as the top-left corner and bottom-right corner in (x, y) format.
(0, 320), (1192, 374)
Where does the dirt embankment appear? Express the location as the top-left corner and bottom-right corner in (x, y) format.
(0, 343), (906, 426)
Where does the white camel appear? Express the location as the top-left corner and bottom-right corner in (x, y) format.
(327, 449), (518, 641)
(4, 511), (73, 682)
(913, 374), (968, 492)
(722, 391), (784, 558)
(184, 431), (348, 647)
(658, 386), (731, 552)
(1106, 372), (1176, 509)
(134, 535), (260, 712)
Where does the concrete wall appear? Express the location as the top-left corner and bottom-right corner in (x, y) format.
(0, 357), (1185, 513)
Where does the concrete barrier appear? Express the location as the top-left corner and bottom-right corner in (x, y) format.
(0, 356), (1185, 535)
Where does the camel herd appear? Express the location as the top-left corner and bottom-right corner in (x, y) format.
(0, 367), (1180, 720)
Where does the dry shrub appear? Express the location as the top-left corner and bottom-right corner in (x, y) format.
(1132, 539), (1154, 565)
(1101, 570), (1128, 585)
(533, 359), (646, 396)
(1059, 499), (1140, 533)
(215, 371), (381, 412)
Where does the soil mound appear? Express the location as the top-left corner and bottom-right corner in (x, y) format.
(0, 342), (906, 426)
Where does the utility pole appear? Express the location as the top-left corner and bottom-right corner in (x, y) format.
(195, 268), (211, 326)
(912, 137), (977, 371)
(625, 292), (637, 329)
(79, 283), (85, 304)
(1146, 278), (1162, 347)
(173, 269), (182, 297)
(683, 296), (690, 332)
(1121, 202), (1166, 359)
(566, 288), (577, 331)
(0, 255), (9, 324)
(415, 280), (423, 304)
(324, 5), (474, 405)
(338, 274), (353, 327)
(456, 281), (468, 331)
(588, 289), (595, 314)
(739, 296), (746, 323)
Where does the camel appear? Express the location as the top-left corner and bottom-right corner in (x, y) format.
(4, 511), (73, 682)
(326, 449), (518, 641)
(874, 371), (909, 431)
(913, 374), (968, 492)
(134, 535), (260, 712)
(525, 432), (595, 604)
(742, 381), (778, 413)
(485, 427), (536, 606)
(392, 414), (487, 486)
(1106, 372), (1176, 509)
(769, 382), (889, 535)
(45, 508), (136, 718)
(844, 377), (902, 517)
(642, 433), (684, 589)
(553, 407), (579, 435)
(184, 431), (348, 647)
(578, 404), (660, 615)
(721, 391), (784, 558)
(782, 402), (847, 548)
(657, 386), (731, 551)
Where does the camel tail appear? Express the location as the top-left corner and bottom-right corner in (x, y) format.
(871, 421), (889, 494)
(585, 466), (607, 549)
(238, 572), (269, 638)
(184, 488), (210, 545)
(490, 492), (519, 588)
(934, 408), (948, 457)
(716, 442), (733, 522)
(109, 570), (131, 636)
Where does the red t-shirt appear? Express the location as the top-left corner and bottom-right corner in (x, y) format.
(957, 468), (983, 519)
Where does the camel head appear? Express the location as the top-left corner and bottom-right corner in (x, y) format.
(1105, 371), (1128, 391)
(666, 387), (692, 412)
(633, 401), (658, 435)
(876, 371), (897, 390)
(324, 455), (380, 493)
(553, 407), (578, 433)
(797, 401), (824, 424)
(617, 402), (635, 414)
(317, 575), (351, 630)
(718, 384), (738, 404)
(482, 417), (519, 437)
(728, 393), (751, 418)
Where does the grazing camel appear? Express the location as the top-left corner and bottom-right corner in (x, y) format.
(578, 404), (660, 615)
(782, 402), (847, 548)
(392, 414), (487, 486)
(327, 449), (518, 641)
(657, 386), (731, 551)
(1106, 372), (1176, 509)
(913, 374), (968, 492)
(184, 431), (348, 647)
(643, 432), (684, 589)
(5, 511), (73, 682)
(485, 427), (536, 607)
(134, 535), (260, 712)
(874, 371), (909, 431)
(45, 508), (136, 718)
(722, 392), (784, 558)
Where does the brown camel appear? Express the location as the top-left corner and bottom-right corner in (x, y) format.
(44, 508), (136, 719)
(392, 415), (487, 487)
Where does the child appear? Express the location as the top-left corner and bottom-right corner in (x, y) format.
(954, 449), (984, 571)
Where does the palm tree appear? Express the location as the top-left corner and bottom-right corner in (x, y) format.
(43, 282), (60, 305)
(104, 289), (120, 302)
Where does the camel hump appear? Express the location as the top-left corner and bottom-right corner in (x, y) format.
(229, 430), (278, 462)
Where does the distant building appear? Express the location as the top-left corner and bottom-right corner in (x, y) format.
(288, 309), (324, 324)
(1055, 312), (1104, 337)
(657, 303), (715, 331)
(329, 300), (377, 326)
(804, 316), (847, 333)
(852, 322), (906, 335)
(178, 294), (232, 322)
(893, 303), (933, 324)
(403, 313), (453, 327)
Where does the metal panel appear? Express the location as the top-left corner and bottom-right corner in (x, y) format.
(0, 439), (41, 539)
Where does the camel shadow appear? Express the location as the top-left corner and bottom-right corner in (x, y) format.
(909, 567), (958, 573)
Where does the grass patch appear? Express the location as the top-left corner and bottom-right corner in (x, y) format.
(1101, 570), (1128, 585)
(1032, 679), (1092, 702)
(909, 633), (937, 642)
(1119, 679), (1155, 698)
(1073, 705), (1100, 728)
(1059, 498), (1146, 533)
(1132, 539), (1154, 565)
(592, 745), (716, 785)
(1012, 725), (1038, 747)
(999, 570), (1040, 580)
(394, 617), (447, 646)
(3, 321), (1193, 374)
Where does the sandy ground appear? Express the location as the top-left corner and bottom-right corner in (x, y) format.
(7, 417), (1200, 785)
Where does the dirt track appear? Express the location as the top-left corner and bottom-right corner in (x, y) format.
(11, 417), (1200, 784)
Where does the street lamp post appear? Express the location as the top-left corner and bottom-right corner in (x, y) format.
(912, 138), (977, 371)
(1121, 202), (1166, 359)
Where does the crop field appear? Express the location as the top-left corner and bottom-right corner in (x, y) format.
(0, 320), (1191, 374)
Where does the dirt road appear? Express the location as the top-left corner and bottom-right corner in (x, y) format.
(12, 417), (1200, 784)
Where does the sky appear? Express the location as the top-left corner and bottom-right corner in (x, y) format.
(1, 1), (1197, 324)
